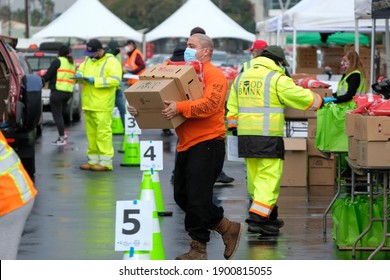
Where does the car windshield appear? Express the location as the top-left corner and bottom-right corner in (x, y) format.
(72, 48), (86, 60)
(26, 56), (56, 72)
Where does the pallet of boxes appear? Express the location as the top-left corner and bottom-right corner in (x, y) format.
(124, 64), (203, 129)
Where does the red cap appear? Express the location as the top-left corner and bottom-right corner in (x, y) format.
(248, 40), (268, 51)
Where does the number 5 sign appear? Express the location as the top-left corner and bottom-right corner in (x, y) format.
(140, 141), (163, 170)
(115, 200), (153, 251)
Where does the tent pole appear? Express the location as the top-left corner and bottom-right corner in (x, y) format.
(354, 19), (359, 53)
(385, 19), (390, 77)
(370, 18), (376, 86)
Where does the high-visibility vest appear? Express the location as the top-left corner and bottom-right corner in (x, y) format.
(0, 131), (37, 216)
(227, 57), (322, 137)
(337, 70), (366, 106)
(125, 49), (144, 85)
(56, 57), (76, 93)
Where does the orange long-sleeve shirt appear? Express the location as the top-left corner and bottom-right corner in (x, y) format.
(175, 61), (228, 152)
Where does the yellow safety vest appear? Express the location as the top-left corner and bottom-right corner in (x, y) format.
(227, 57), (322, 137)
(337, 70), (366, 106)
(56, 57), (76, 93)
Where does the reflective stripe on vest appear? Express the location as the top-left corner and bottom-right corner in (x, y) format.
(56, 57), (76, 92)
(0, 137), (34, 204)
(234, 71), (284, 136)
(100, 56), (121, 87)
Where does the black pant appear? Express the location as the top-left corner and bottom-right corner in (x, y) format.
(173, 138), (225, 243)
(50, 90), (71, 137)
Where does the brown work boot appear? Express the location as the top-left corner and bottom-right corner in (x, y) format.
(175, 240), (207, 260)
(91, 164), (111, 171)
(80, 163), (94, 170)
(214, 217), (243, 260)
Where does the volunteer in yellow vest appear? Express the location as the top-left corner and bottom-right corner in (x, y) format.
(42, 45), (76, 145)
(123, 40), (145, 86)
(76, 39), (122, 171)
(333, 50), (367, 106)
(0, 131), (37, 259)
(226, 45), (331, 236)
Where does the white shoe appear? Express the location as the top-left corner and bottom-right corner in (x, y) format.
(51, 137), (66, 146)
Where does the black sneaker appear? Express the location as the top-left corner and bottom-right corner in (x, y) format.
(245, 212), (280, 235)
(215, 171), (234, 183)
(51, 137), (66, 146)
(161, 129), (174, 137)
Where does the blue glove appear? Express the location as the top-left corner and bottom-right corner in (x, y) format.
(75, 73), (82, 78)
(86, 77), (94, 84)
(323, 97), (337, 104)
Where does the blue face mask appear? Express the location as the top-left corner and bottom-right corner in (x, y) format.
(184, 48), (197, 62)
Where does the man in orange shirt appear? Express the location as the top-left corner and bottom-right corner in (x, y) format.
(123, 40), (145, 86)
(162, 34), (243, 260)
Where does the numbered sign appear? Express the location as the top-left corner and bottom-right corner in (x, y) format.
(140, 141), (163, 170)
(124, 114), (141, 135)
(115, 200), (153, 251)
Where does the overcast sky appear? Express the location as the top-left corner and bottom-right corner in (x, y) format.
(7, 0), (77, 14)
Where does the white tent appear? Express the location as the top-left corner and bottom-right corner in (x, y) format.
(261, 0), (388, 77)
(32, 0), (143, 42)
(145, 0), (255, 42)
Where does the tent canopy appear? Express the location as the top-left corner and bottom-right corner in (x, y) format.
(286, 32), (370, 45)
(145, 0), (255, 42)
(265, 0), (385, 33)
(32, 0), (143, 42)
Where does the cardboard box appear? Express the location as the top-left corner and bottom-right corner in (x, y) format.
(124, 79), (186, 129)
(308, 156), (336, 186)
(281, 138), (307, 187)
(285, 107), (306, 120)
(307, 118), (317, 139)
(354, 115), (390, 141)
(348, 136), (358, 160)
(140, 64), (203, 101)
(345, 110), (358, 137)
(357, 140), (390, 166)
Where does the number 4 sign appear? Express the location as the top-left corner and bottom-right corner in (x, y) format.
(140, 141), (163, 170)
(115, 200), (153, 251)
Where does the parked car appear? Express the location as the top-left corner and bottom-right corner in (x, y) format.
(22, 43), (82, 123)
(0, 35), (43, 179)
(71, 44), (87, 68)
(145, 53), (171, 68)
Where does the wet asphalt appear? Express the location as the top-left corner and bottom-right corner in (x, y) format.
(16, 113), (390, 260)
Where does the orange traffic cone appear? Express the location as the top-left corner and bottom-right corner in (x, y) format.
(139, 173), (166, 260)
(120, 133), (140, 167)
(142, 171), (172, 217)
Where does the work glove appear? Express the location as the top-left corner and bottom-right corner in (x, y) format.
(323, 97), (337, 104)
(75, 73), (82, 78)
(228, 127), (238, 136)
(86, 77), (94, 84)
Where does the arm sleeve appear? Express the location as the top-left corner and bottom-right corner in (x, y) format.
(334, 73), (361, 103)
(176, 67), (227, 118)
(42, 58), (60, 82)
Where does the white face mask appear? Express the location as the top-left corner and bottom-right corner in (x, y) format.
(124, 46), (130, 53)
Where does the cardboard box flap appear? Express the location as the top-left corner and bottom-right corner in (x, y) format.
(284, 137), (307, 150)
(140, 64), (196, 79)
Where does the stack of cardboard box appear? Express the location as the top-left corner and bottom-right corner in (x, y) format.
(124, 64), (203, 129)
(346, 112), (390, 166)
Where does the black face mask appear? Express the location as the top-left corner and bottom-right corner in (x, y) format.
(114, 49), (120, 56)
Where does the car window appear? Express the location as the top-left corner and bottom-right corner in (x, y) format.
(72, 48), (86, 60)
(25, 56), (56, 72)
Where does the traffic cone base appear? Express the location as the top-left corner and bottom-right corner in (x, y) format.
(120, 134), (140, 166)
(123, 249), (150, 260)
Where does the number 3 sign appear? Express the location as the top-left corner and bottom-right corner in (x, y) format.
(115, 200), (153, 251)
(140, 141), (163, 171)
